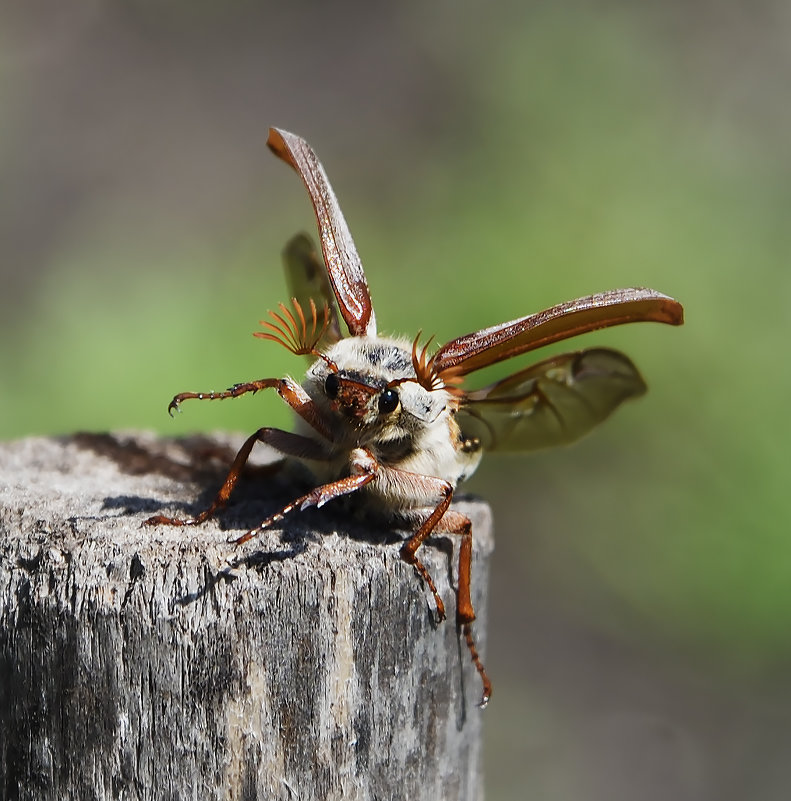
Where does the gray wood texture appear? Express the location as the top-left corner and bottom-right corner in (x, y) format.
(0, 433), (492, 801)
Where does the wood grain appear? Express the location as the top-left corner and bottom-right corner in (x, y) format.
(0, 433), (492, 800)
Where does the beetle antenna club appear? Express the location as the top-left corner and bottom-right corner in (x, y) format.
(255, 297), (330, 357)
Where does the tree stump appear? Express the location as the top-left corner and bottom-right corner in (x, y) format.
(0, 433), (492, 800)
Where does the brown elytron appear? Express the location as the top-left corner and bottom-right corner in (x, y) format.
(146, 128), (684, 707)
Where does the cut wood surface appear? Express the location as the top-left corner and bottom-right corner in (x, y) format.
(0, 433), (492, 801)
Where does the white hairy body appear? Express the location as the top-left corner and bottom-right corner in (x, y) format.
(295, 336), (482, 516)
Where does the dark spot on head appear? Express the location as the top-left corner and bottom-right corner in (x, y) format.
(361, 343), (413, 374)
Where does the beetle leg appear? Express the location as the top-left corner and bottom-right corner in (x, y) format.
(434, 509), (492, 707)
(167, 376), (332, 441)
(233, 448), (378, 545)
(145, 428), (331, 527)
(393, 476), (491, 706)
(166, 378), (281, 415)
(397, 476), (454, 622)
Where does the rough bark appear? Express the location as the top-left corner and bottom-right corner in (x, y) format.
(0, 433), (492, 801)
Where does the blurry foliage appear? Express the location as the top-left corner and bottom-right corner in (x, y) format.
(2, 0), (789, 650)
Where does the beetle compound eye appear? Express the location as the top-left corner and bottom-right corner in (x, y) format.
(378, 388), (399, 414)
(324, 372), (340, 399)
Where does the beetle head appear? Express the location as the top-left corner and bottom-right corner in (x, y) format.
(305, 337), (451, 445)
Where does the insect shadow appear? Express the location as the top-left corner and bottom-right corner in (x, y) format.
(161, 490), (458, 628)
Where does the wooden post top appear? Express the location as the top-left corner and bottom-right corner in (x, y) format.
(0, 433), (493, 800)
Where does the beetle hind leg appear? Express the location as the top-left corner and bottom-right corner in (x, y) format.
(398, 483), (492, 706)
(435, 509), (492, 707)
(399, 482), (455, 623)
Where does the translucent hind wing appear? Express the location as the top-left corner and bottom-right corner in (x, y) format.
(457, 348), (647, 451)
(282, 233), (342, 354)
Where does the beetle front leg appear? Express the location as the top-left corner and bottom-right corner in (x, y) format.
(167, 376), (332, 440)
(166, 378), (283, 416)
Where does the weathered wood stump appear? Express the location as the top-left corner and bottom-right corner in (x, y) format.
(0, 433), (492, 800)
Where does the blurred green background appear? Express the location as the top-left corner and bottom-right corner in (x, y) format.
(1, 1), (789, 798)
